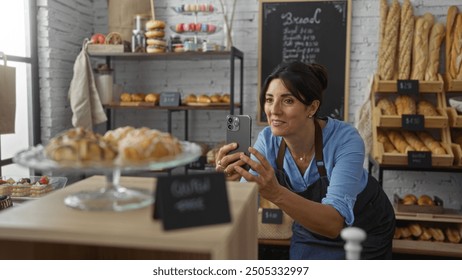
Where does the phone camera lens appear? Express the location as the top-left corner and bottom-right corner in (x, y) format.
(227, 124), (233, 130)
(227, 117), (233, 124)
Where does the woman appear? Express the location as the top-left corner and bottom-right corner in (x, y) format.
(215, 61), (395, 259)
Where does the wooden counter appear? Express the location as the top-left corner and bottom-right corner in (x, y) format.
(0, 176), (258, 260)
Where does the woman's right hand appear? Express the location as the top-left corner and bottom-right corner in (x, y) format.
(215, 142), (246, 181)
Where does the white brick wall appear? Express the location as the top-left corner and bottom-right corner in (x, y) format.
(37, 0), (462, 209)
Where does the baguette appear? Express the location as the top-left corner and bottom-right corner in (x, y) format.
(450, 14), (462, 79)
(380, 0), (400, 80)
(377, 0), (389, 76)
(424, 22), (445, 81)
(387, 130), (414, 154)
(401, 130), (430, 152)
(411, 16), (432, 80)
(446, 6), (459, 78)
(398, 0), (414, 80)
(416, 131), (446, 155)
(417, 99), (439, 116)
(377, 129), (398, 153)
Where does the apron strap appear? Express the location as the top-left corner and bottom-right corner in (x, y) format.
(276, 119), (327, 177)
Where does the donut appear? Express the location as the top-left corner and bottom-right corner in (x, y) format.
(146, 20), (165, 30)
(146, 38), (167, 53)
(145, 29), (165, 39)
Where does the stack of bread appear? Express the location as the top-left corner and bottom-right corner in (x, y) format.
(120, 92), (160, 105)
(377, 128), (447, 155)
(45, 126), (183, 165)
(376, 96), (439, 116)
(183, 93), (231, 104)
(377, 0), (445, 81)
(145, 20), (167, 53)
(394, 222), (461, 244)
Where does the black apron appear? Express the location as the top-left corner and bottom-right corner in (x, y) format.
(275, 119), (395, 259)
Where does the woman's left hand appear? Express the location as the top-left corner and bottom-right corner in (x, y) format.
(234, 147), (283, 201)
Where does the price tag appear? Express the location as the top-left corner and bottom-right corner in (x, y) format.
(408, 151), (432, 168)
(159, 92), (181, 106)
(397, 80), (419, 95)
(402, 114), (424, 131)
(261, 208), (283, 224)
(188, 155), (206, 170)
(153, 172), (231, 230)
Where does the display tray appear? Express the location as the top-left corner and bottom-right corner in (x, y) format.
(1, 176), (68, 199)
(185, 102), (229, 106)
(118, 101), (158, 107)
(393, 194), (444, 214)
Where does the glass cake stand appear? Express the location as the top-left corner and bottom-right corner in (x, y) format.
(13, 141), (202, 212)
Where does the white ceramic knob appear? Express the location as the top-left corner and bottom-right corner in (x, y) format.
(341, 227), (367, 260)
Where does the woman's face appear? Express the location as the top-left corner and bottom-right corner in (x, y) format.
(264, 78), (311, 137)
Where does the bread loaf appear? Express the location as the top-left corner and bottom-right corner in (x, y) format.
(183, 94), (197, 103)
(445, 227), (461, 244)
(408, 223), (422, 238)
(411, 16), (432, 80)
(446, 6), (459, 78)
(417, 100), (439, 116)
(425, 22), (445, 81)
(387, 130), (414, 153)
(377, 0), (389, 77)
(419, 227), (433, 241)
(429, 227), (445, 242)
(398, 0), (414, 80)
(450, 14), (462, 79)
(377, 129), (398, 153)
(376, 98), (397, 115)
(416, 131), (446, 155)
(402, 194), (418, 205)
(395, 95), (416, 115)
(380, 0), (400, 80)
(402, 131), (430, 151)
(417, 194), (434, 206)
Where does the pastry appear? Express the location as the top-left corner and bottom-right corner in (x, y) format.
(45, 127), (117, 163)
(402, 194), (417, 205)
(183, 94), (197, 103)
(377, 129), (398, 153)
(105, 32), (123, 45)
(376, 98), (397, 115)
(445, 227), (461, 244)
(400, 226), (412, 239)
(210, 94), (222, 103)
(146, 38), (167, 53)
(145, 93), (160, 104)
(120, 93), (132, 102)
(395, 95), (416, 115)
(417, 100), (439, 116)
(408, 223), (422, 237)
(197, 94), (211, 103)
(429, 227), (445, 242)
(397, 0), (414, 80)
(380, 0), (400, 80)
(417, 194), (434, 206)
(419, 227), (433, 241)
(145, 20), (165, 30)
(145, 29), (165, 39)
(401, 131), (430, 152)
(221, 93), (231, 103)
(131, 93), (145, 102)
(416, 131), (446, 155)
(103, 126), (135, 147)
(117, 128), (183, 163)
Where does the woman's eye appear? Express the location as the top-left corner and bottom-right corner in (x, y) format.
(265, 97), (273, 103)
(284, 98), (294, 104)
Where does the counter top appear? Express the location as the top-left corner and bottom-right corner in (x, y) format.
(0, 176), (258, 260)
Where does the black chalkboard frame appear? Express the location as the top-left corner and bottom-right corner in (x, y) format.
(257, 0), (352, 124)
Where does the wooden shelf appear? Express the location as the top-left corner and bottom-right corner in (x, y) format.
(88, 49), (244, 61)
(393, 239), (462, 258)
(104, 103), (241, 111)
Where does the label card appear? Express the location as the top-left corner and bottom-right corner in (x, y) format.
(159, 92), (181, 106)
(402, 114), (425, 131)
(153, 172), (231, 230)
(408, 151), (432, 168)
(188, 155), (206, 170)
(397, 80), (419, 95)
(261, 208), (283, 224)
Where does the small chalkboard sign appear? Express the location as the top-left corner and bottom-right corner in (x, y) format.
(258, 0), (351, 123)
(153, 172), (231, 230)
(402, 114), (425, 131)
(262, 208), (283, 224)
(408, 151), (432, 168)
(397, 80), (419, 95)
(160, 92), (181, 106)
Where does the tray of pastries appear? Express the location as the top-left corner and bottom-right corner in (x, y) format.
(394, 193), (444, 214)
(183, 93), (231, 106)
(0, 175), (68, 199)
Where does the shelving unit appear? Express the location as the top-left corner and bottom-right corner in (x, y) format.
(369, 75), (462, 258)
(88, 47), (244, 140)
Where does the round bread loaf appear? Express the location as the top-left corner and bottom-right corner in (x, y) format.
(402, 194), (418, 205)
(417, 194), (434, 206)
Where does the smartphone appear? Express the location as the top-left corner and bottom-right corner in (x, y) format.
(226, 114), (252, 156)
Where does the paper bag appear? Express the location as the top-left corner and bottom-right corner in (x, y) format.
(108, 0), (151, 42)
(0, 53), (16, 135)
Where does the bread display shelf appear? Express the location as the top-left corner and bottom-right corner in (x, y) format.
(87, 44), (124, 54)
(451, 143), (462, 166)
(447, 108), (462, 127)
(372, 127), (454, 166)
(444, 73), (462, 92)
(394, 194), (444, 214)
(373, 74), (444, 93)
(393, 239), (462, 258)
(373, 107), (448, 128)
(105, 102), (240, 110)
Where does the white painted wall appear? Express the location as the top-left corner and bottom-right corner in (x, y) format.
(37, 0), (462, 210)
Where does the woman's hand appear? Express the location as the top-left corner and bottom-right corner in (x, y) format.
(234, 147), (283, 202)
(215, 143), (246, 181)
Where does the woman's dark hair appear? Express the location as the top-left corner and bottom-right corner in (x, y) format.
(260, 61), (328, 115)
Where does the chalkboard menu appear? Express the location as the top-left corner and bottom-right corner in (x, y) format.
(258, 0), (351, 123)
